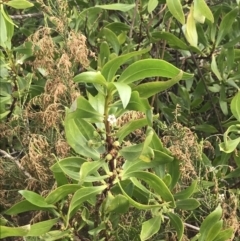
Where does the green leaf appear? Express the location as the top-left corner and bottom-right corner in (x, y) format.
(50, 157), (86, 181)
(176, 198), (200, 210)
(4, 200), (46, 215)
(118, 181), (163, 209)
(79, 160), (105, 184)
(211, 55), (222, 81)
(95, 3), (135, 12)
(174, 180), (198, 200)
(167, 213), (184, 241)
(113, 82), (131, 108)
(205, 220), (223, 241)
(101, 47), (151, 82)
(152, 31), (188, 50)
(116, 118), (148, 142)
(98, 41), (110, 68)
(216, 8), (238, 46)
(219, 125), (240, 153)
(120, 127), (154, 162)
(5, 0), (34, 9)
(213, 228), (234, 241)
(26, 219), (59, 236)
(67, 185), (107, 223)
(148, 0), (158, 13)
(122, 171), (175, 207)
(152, 149), (173, 164)
(194, 0), (214, 23)
(19, 191), (56, 209)
(73, 71), (107, 86)
(224, 167), (240, 179)
(133, 71), (183, 98)
(118, 59), (193, 84)
(184, 5), (198, 47)
(230, 91), (240, 122)
(166, 0), (185, 25)
(193, 124), (218, 133)
(0, 10), (7, 48)
(140, 216), (161, 241)
(0, 225), (30, 238)
(45, 184), (81, 204)
(68, 96), (104, 122)
(106, 194), (129, 214)
(199, 205), (222, 241)
(167, 159), (180, 190)
(101, 28), (120, 55)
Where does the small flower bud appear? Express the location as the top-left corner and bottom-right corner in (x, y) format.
(113, 141), (120, 147)
(105, 153), (113, 161)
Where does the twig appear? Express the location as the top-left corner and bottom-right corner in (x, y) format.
(163, 215), (200, 232)
(129, 0), (139, 40)
(10, 13), (43, 20)
(0, 149), (33, 179)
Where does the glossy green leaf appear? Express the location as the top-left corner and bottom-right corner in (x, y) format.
(105, 22), (130, 35)
(4, 200), (47, 215)
(205, 220), (223, 241)
(101, 28), (120, 55)
(113, 82), (131, 108)
(199, 205), (222, 241)
(152, 31), (188, 50)
(213, 228), (234, 241)
(152, 149), (173, 164)
(73, 71), (107, 86)
(118, 59), (193, 84)
(67, 185), (107, 222)
(193, 124), (218, 133)
(224, 167), (240, 179)
(79, 160), (104, 184)
(19, 190), (56, 209)
(98, 41), (110, 68)
(184, 5), (198, 47)
(216, 8), (238, 46)
(230, 91), (240, 122)
(50, 157), (86, 181)
(176, 198), (200, 210)
(4, 0), (34, 9)
(0, 225), (30, 238)
(211, 55), (222, 81)
(101, 47), (151, 82)
(120, 127), (154, 162)
(148, 0), (158, 13)
(45, 184), (81, 204)
(0, 11), (7, 48)
(174, 180), (198, 200)
(166, 0), (185, 25)
(116, 117), (147, 142)
(167, 213), (184, 241)
(68, 96), (104, 122)
(65, 118), (101, 160)
(118, 181), (163, 209)
(167, 159), (180, 190)
(26, 218), (59, 236)
(219, 125), (240, 153)
(106, 194), (129, 214)
(95, 3), (135, 12)
(122, 171), (175, 206)
(140, 216), (161, 241)
(194, 0), (214, 23)
(133, 71), (183, 98)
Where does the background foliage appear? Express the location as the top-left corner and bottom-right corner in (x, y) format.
(0, 0), (240, 240)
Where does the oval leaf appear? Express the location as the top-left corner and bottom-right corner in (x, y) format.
(140, 216), (161, 241)
(166, 0), (185, 25)
(176, 198), (200, 210)
(118, 59), (193, 84)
